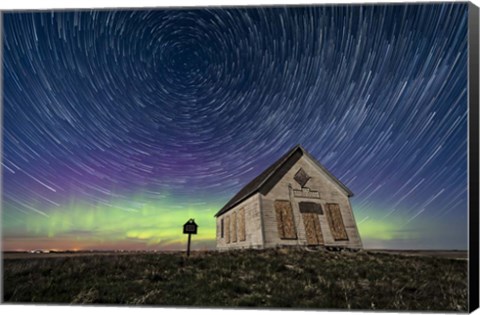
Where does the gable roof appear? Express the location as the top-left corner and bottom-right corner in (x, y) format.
(214, 144), (354, 217)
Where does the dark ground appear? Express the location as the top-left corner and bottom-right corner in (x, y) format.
(2, 248), (468, 311)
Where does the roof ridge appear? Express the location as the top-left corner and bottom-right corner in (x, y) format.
(214, 144), (302, 217)
(253, 145), (304, 192)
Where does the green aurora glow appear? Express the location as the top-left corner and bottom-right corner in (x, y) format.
(3, 195), (221, 250)
(3, 197), (466, 250)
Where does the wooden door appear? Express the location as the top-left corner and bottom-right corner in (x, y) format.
(302, 213), (324, 245)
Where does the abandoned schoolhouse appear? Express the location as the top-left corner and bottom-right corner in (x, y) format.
(214, 145), (363, 250)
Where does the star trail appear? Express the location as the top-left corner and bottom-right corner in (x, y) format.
(2, 3), (468, 251)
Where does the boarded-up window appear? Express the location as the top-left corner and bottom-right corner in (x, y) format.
(274, 200), (297, 239)
(326, 203), (348, 241)
(220, 219), (224, 238)
(238, 208), (246, 242)
(302, 213), (324, 245)
(294, 168), (310, 187)
(231, 212), (237, 242)
(299, 202), (323, 214)
(225, 216), (230, 244)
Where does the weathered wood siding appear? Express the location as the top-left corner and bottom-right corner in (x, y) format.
(216, 193), (264, 250)
(261, 155), (363, 249)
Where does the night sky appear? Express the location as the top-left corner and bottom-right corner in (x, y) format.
(2, 3), (469, 251)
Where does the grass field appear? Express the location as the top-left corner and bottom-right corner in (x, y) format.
(2, 248), (468, 311)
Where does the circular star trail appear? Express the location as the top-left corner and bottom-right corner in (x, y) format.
(2, 3), (469, 250)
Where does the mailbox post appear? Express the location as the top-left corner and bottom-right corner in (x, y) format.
(183, 219), (198, 257)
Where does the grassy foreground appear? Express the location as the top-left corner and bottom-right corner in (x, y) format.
(3, 248), (467, 311)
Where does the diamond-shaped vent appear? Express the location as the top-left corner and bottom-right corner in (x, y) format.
(294, 168), (310, 187)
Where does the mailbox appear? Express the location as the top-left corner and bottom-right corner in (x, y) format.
(183, 219), (198, 235)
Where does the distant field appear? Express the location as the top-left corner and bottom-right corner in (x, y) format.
(2, 248), (468, 311)
(364, 249), (468, 259)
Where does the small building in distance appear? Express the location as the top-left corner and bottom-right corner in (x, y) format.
(214, 145), (362, 250)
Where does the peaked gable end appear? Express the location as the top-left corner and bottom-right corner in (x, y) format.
(214, 145), (353, 217)
(300, 150), (354, 198)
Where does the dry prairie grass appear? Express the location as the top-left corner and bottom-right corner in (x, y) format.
(2, 248), (468, 311)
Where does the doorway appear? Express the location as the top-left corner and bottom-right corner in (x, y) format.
(299, 202), (324, 245)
